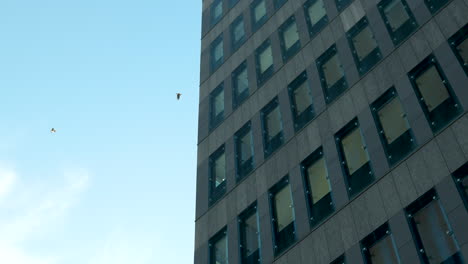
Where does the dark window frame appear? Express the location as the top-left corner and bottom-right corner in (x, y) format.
(210, 0), (224, 26)
(209, 145), (227, 206)
(335, 118), (374, 198)
(261, 97), (284, 159)
(408, 54), (463, 134)
(238, 202), (261, 264)
(278, 15), (301, 62)
(251, 0), (268, 32)
(304, 0), (329, 38)
(360, 222), (400, 264)
(301, 147), (335, 228)
(346, 17), (382, 76)
(452, 162), (468, 211)
(371, 87), (417, 167)
(229, 0), (240, 8)
(378, 0), (418, 46)
(209, 226), (228, 264)
(335, 0), (353, 12)
(405, 188), (464, 264)
(232, 61), (250, 109)
(448, 23), (468, 76)
(211, 34), (224, 73)
(235, 121), (255, 182)
(230, 14), (247, 52)
(424, 0), (450, 14)
(269, 175), (297, 256)
(274, 0), (288, 10)
(288, 71), (315, 131)
(255, 39), (275, 86)
(210, 82), (225, 131)
(316, 44), (348, 104)
(330, 255), (346, 264)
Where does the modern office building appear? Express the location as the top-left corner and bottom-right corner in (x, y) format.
(195, 0), (468, 263)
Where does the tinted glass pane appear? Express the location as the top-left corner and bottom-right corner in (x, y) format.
(239, 130), (253, 163)
(369, 235), (400, 264)
(378, 97), (410, 144)
(282, 21), (299, 50)
(275, 185), (294, 232)
(214, 2), (222, 18)
(353, 26), (378, 61)
(214, 152), (226, 187)
(307, 157), (331, 204)
(233, 19), (245, 44)
(213, 89), (225, 116)
(243, 213), (259, 256)
(457, 38), (468, 65)
(415, 65), (450, 112)
(342, 128), (369, 175)
(214, 41), (224, 62)
(266, 107), (282, 141)
(259, 45), (273, 73)
(293, 82), (312, 115)
(384, 0), (410, 31)
(462, 176), (468, 197)
(214, 235), (228, 264)
(323, 53), (345, 88)
(414, 200), (460, 264)
(254, 0), (267, 23)
(307, 0), (327, 25)
(235, 67), (249, 96)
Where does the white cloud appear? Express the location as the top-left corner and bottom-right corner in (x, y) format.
(0, 165), (90, 264)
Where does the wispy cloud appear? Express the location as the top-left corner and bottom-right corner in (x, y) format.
(0, 164), (90, 264)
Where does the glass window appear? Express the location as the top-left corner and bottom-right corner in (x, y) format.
(361, 223), (401, 264)
(261, 98), (284, 158)
(210, 83), (225, 130)
(209, 227), (228, 264)
(406, 189), (464, 264)
(251, 0), (267, 32)
(235, 122), (255, 181)
(424, 0), (449, 14)
(302, 147), (334, 228)
(336, 118), (374, 198)
(330, 255), (346, 264)
(209, 145), (226, 205)
(232, 61), (249, 109)
(452, 162), (468, 210)
(239, 204), (261, 264)
(335, 0), (353, 12)
(211, 0), (223, 25)
(255, 39), (274, 86)
(288, 71), (315, 131)
(304, 0), (328, 37)
(231, 15), (246, 51)
(317, 44), (348, 104)
(347, 17), (382, 76)
(449, 24), (468, 76)
(279, 16), (301, 61)
(409, 55), (462, 133)
(378, 0), (418, 45)
(270, 176), (296, 256)
(211, 34), (224, 72)
(371, 87), (416, 166)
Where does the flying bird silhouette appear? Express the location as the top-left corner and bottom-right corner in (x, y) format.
(176, 93), (182, 100)
(50, 128), (56, 133)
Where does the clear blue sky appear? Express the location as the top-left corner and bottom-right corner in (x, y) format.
(0, 0), (201, 263)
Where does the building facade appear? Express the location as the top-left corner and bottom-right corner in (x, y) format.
(195, 0), (468, 263)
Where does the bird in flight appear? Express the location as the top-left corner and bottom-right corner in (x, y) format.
(176, 93), (182, 100)
(51, 128), (56, 133)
